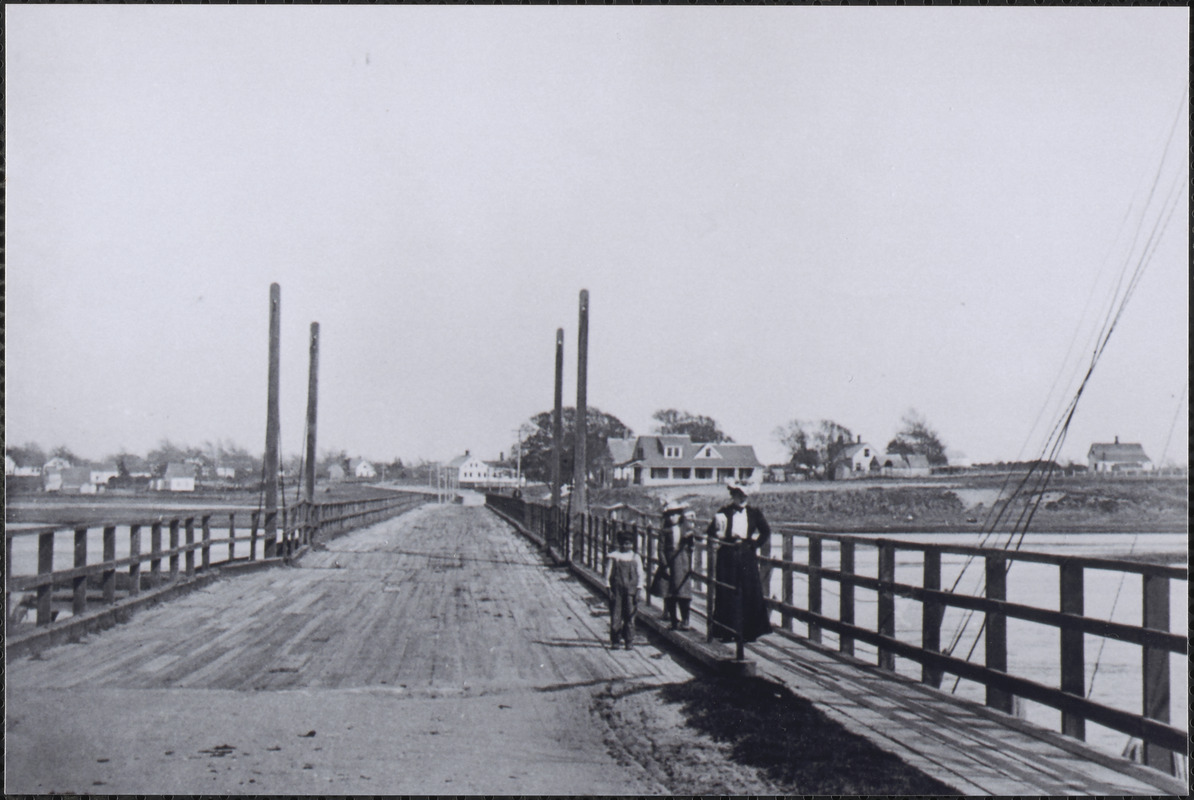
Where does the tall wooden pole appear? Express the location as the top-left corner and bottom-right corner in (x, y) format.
(303, 322), (320, 504)
(551, 328), (564, 510)
(573, 289), (589, 512)
(263, 283), (281, 558)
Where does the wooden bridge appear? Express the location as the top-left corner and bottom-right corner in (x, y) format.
(5, 494), (1187, 795)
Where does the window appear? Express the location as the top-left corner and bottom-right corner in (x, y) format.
(717, 468), (734, 480)
(695, 468), (712, 479)
(738, 468), (753, 479)
(672, 467), (691, 479)
(650, 467), (668, 480)
(664, 446), (682, 459)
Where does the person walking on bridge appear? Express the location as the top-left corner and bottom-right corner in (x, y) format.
(708, 480), (773, 643)
(603, 530), (643, 650)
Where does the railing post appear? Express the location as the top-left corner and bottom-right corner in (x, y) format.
(644, 525), (656, 609)
(129, 524), (142, 596)
(758, 525), (773, 609)
(705, 534), (717, 643)
(877, 541), (895, 670)
(922, 548), (943, 687)
(808, 537), (822, 644)
(184, 517), (196, 577)
(201, 515), (212, 570)
(5, 534), (13, 624)
(102, 525), (117, 604)
(169, 519), (181, 580)
(37, 531), (54, 625)
(839, 540), (855, 656)
(781, 531), (794, 632)
(1059, 560), (1085, 739)
(228, 513), (236, 562)
(150, 521), (163, 587)
(73, 526), (88, 618)
(1141, 573), (1173, 772)
(250, 511), (260, 561)
(985, 555), (1013, 713)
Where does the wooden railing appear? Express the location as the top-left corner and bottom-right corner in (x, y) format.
(486, 494), (1187, 768)
(6, 493), (425, 630)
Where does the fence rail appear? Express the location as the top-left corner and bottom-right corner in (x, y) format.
(486, 494), (1186, 769)
(6, 493), (426, 630)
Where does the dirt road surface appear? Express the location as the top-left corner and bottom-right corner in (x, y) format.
(5, 504), (821, 794)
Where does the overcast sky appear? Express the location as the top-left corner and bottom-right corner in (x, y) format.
(6, 7), (1189, 468)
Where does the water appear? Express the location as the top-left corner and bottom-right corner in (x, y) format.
(760, 531), (1187, 758)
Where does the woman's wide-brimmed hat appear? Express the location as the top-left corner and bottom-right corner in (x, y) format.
(662, 498), (689, 514)
(725, 479), (752, 497)
(617, 530), (636, 544)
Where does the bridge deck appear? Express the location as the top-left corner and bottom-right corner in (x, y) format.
(6, 503), (1185, 795)
(6, 504), (698, 794)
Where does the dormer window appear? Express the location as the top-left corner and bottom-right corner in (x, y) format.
(664, 446), (682, 459)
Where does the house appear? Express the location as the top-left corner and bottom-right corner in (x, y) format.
(327, 463), (346, 482)
(880, 453), (932, 478)
(617, 434), (763, 488)
(216, 466), (237, 480)
(1087, 437), (1153, 473)
(833, 439), (882, 480)
(602, 437), (638, 485)
(154, 462), (196, 492)
(44, 466), (95, 493)
(350, 458), (377, 479)
(4, 455), (15, 476)
(90, 463), (120, 487)
(449, 450), (521, 488)
(44, 456), (72, 472)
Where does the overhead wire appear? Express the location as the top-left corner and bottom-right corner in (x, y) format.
(939, 87), (1188, 683)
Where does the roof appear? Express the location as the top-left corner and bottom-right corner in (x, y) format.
(1088, 442), (1150, 462)
(627, 435), (763, 469)
(606, 437), (637, 465)
(164, 462), (194, 479)
(447, 454), (477, 468)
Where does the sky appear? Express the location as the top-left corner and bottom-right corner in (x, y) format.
(6, 7), (1189, 468)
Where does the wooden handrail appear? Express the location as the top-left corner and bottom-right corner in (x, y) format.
(486, 494), (1187, 761)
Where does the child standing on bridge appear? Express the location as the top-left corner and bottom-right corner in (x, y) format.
(603, 531), (642, 650)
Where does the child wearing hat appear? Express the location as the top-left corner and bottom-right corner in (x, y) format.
(653, 499), (695, 630)
(603, 530), (642, 650)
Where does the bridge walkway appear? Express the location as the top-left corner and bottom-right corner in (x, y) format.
(5, 503), (696, 795)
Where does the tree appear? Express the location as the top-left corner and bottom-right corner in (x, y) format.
(7, 442), (47, 468)
(814, 420), (855, 480)
(517, 406), (633, 485)
(772, 420), (819, 471)
(50, 444), (83, 465)
(886, 409), (948, 466)
(651, 409), (734, 443)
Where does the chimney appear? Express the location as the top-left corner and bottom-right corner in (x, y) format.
(465, 449), (470, 457)
(499, 451), (504, 462)
(857, 434), (861, 443)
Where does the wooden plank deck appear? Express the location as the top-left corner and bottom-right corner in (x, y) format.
(5, 504), (694, 795)
(6, 502), (1185, 795)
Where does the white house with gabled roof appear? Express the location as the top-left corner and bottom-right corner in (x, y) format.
(615, 434), (763, 488)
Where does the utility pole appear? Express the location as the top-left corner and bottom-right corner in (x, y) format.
(573, 289), (589, 513)
(551, 328), (564, 510)
(263, 283), (281, 558)
(303, 322), (319, 504)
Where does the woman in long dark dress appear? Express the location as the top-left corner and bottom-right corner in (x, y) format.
(708, 480), (773, 643)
